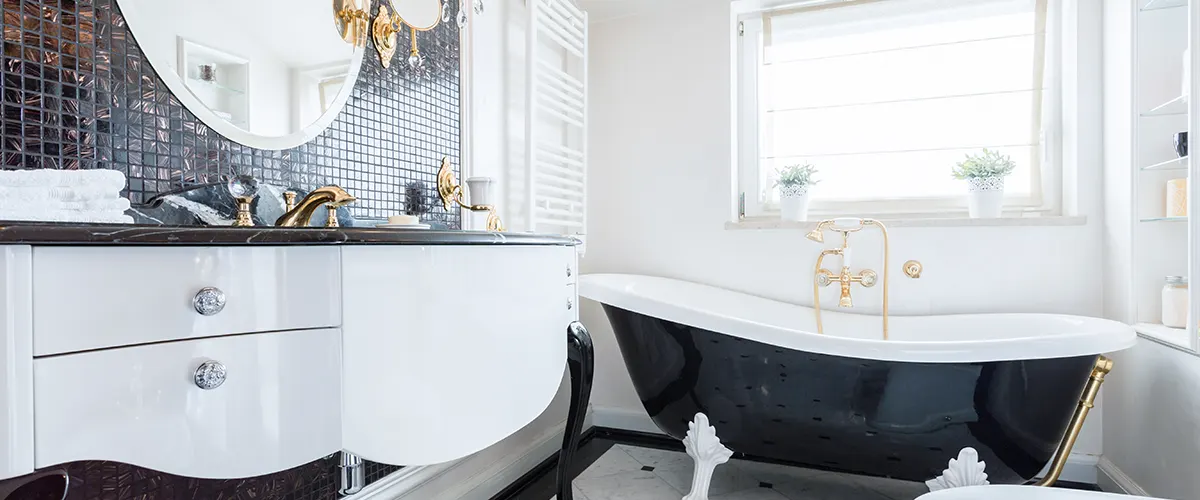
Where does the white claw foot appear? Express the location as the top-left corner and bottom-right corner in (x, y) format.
(926, 447), (990, 492)
(682, 413), (733, 500)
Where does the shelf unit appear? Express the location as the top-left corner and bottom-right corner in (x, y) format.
(1122, 0), (1199, 351)
(176, 38), (250, 131)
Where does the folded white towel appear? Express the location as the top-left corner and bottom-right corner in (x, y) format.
(0, 186), (124, 202)
(0, 210), (134, 224)
(0, 197), (130, 212)
(0, 169), (126, 191)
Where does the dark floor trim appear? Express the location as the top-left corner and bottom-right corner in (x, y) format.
(491, 426), (1101, 499)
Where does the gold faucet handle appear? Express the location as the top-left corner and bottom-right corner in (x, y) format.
(815, 269), (837, 287)
(283, 191), (298, 212)
(325, 203), (340, 228)
(233, 196), (254, 227)
(851, 269), (878, 288)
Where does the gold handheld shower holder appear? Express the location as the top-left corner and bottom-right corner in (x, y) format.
(437, 157), (505, 232)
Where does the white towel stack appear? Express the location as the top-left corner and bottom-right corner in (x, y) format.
(0, 169), (134, 223)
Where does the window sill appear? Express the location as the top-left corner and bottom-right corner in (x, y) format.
(726, 215), (1088, 230)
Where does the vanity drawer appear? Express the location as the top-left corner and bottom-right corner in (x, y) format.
(33, 328), (341, 479)
(32, 246), (340, 356)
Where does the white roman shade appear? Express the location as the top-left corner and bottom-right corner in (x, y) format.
(748, 0), (1054, 212)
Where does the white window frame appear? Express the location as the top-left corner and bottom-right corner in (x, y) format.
(735, 0), (1065, 219)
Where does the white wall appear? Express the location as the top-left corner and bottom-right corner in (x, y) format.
(1102, 340), (1200, 499)
(1099, 2), (1200, 498)
(581, 0), (1108, 463)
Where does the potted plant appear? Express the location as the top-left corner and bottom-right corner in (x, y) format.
(952, 149), (1015, 219)
(775, 164), (819, 222)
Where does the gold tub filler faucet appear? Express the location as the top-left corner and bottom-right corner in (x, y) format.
(807, 218), (919, 340)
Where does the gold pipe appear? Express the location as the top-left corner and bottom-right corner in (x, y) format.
(863, 219), (890, 340)
(812, 250), (835, 334)
(1034, 356), (1114, 487)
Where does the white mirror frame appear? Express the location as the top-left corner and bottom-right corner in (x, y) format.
(117, 1), (367, 151)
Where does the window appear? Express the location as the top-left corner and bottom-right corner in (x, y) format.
(738, 0), (1059, 217)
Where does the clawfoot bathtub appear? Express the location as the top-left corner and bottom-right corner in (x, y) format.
(580, 274), (1136, 488)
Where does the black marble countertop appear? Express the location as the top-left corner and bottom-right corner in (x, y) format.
(0, 223), (580, 246)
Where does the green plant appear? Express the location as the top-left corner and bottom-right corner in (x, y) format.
(951, 149), (1016, 180)
(774, 164), (819, 189)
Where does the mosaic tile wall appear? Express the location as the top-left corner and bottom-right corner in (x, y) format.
(0, 0), (461, 226)
(0, 0), (455, 496)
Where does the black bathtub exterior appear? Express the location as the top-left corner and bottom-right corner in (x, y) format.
(602, 306), (1096, 484)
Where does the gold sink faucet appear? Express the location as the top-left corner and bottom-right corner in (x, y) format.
(275, 186), (357, 227)
(808, 218), (892, 339)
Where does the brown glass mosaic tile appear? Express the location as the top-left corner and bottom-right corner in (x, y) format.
(0, 0), (461, 227)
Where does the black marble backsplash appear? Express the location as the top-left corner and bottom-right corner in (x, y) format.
(1, 0), (462, 227)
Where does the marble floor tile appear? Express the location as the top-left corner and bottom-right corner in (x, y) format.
(710, 486), (792, 500)
(619, 445), (693, 471)
(577, 447), (648, 481)
(729, 460), (828, 486)
(550, 484), (590, 500)
(574, 470), (684, 500)
(651, 458), (761, 497)
(769, 472), (890, 500)
(850, 475), (930, 500)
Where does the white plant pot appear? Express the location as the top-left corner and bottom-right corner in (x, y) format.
(779, 185), (811, 222)
(966, 177), (1005, 219)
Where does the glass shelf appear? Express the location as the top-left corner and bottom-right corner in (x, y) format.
(1141, 0), (1188, 11)
(1142, 95), (1188, 117)
(186, 77), (246, 96)
(1140, 216), (1188, 222)
(1142, 156), (1189, 171)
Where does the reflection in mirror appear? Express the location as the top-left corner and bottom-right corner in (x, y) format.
(390, 0), (443, 30)
(118, 0), (366, 150)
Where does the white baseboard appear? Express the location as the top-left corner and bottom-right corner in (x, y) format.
(593, 406), (1100, 485)
(1097, 456), (1150, 496)
(349, 410), (593, 500)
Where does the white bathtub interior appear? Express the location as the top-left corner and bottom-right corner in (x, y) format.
(580, 273), (1137, 363)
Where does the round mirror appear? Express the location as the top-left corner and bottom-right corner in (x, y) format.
(390, 0), (443, 30)
(118, 0), (367, 150)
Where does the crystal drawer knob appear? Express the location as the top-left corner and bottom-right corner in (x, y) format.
(193, 287), (226, 316)
(194, 361), (227, 390)
(567, 299), (574, 310)
(566, 267), (573, 278)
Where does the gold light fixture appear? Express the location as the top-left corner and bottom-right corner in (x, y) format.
(333, 0), (369, 47)
(371, 0), (444, 69)
(437, 157), (504, 232)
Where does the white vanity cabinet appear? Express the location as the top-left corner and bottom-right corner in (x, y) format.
(341, 245), (577, 465)
(0, 238), (578, 482)
(33, 327), (342, 479)
(31, 247), (341, 356)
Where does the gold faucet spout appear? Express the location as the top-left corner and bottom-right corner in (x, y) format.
(275, 186), (357, 227)
(838, 267), (854, 308)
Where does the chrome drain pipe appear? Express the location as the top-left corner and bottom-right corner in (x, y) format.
(339, 451), (365, 496)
